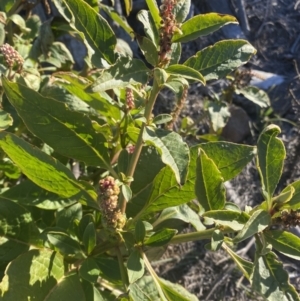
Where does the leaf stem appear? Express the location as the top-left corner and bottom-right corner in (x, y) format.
(115, 247), (129, 291)
(142, 251), (168, 301)
(120, 77), (160, 214)
(169, 226), (233, 244)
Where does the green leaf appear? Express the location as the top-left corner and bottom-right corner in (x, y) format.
(130, 146), (199, 218)
(145, 0), (161, 32)
(56, 202), (82, 232)
(169, 43), (182, 66)
(83, 222), (96, 255)
(46, 273), (86, 301)
(233, 210), (271, 243)
(89, 57), (149, 92)
(1, 179), (76, 209)
(144, 228), (177, 247)
(0, 109), (13, 131)
(126, 146), (165, 218)
(129, 275), (160, 301)
(143, 127), (190, 185)
(173, 13), (237, 43)
(2, 78), (110, 168)
(8, 14), (30, 33)
(184, 40), (256, 80)
(0, 237), (28, 267)
(223, 244), (253, 280)
(0, 249), (65, 300)
(203, 210), (249, 231)
(137, 10), (159, 46)
(135, 220), (146, 243)
(136, 35), (159, 66)
(0, 159), (21, 179)
(155, 204), (205, 231)
(94, 256), (122, 284)
(211, 229), (224, 251)
(81, 280), (105, 301)
(264, 230), (300, 260)
(122, 184), (132, 202)
(200, 142), (256, 181)
(127, 249), (144, 284)
(257, 125), (286, 200)
(0, 132), (98, 209)
(61, 0), (116, 64)
(252, 251), (300, 301)
(173, 0), (191, 23)
(235, 86), (270, 108)
(195, 147), (226, 211)
(281, 179), (300, 210)
(165, 65), (205, 84)
(0, 197), (40, 246)
(47, 232), (85, 258)
(153, 114), (173, 125)
(79, 258), (100, 283)
(272, 185), (294, 206)
(207, 101), (230, 133)
(158, 277), (198, 301)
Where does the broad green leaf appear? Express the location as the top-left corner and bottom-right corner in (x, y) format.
(184, 40), (256, 80)
(0, 13), (5, 46)
(158, 277), (198, 301)
(252, 251), (300, 301)
(81, 280), (105, 301)
(173, 13), (237, 43)
(200, 142), (256, 181)
(137, 10), (159, 46)
(173, 0), (191, 23)
(233, 210), (271, 243)
(195, 147), (226, 211)
(145, 0), (161, 32)
(0, 249), (65, 300)
(0, 159), (21, 179)
(135, 220), (146, 243)
(0, 110), (13, 131)
(47, 232), (85, 258)
(211, 229), (224, 251)
(0, 132), (98, 209)
(257, 125), (285, 200)
(94, 256), (122, 284)
(169, 43), (182, 66)
(281, 179), (300, 210)
(0, 197), (40, 246)
(62, 0), (116, 64)
(144, 228), (177, 247)
(78, 214), (95, 240)
(124, 0), (132, 15)
(46, 273), (86, 301)
(264, 230), (300, 260)
(129, 275), (160, 301)
(83, 222), (96, 255)
(207, 101), (230, 133)
(235, 86), (270, 108)
(89, 57), (149, 92)
(127, 249), (144, 284)
(272, 185), (294, 206)
(100, 5), (134, 36)
(143, 127), (190, 185)
(0, 1), (15, 13)
(56, 202), (82, 232)
(203, 210), (249, 231)
(1, 179), (76, 209)
(79, 258), (100, 283)
(165, 65), (205, 84)
(126, 146), (165, 218)
(154, 204), (206, 231)
(223, 244), (253, 280)
(8, 14), (30, 33)
(153, 114), (173, 125)
(52, 72), (121, 121)
(136, 35), (159, 66)
(0, 237), (28, 267)
(2, 78), (110, 168)
(130, 145), (199, 218)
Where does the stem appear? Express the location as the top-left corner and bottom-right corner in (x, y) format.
(142, 251), (168, 301)
(115, 247), (129, 291)
(120, 77), (160, 214)
(169, 227), (233, 244)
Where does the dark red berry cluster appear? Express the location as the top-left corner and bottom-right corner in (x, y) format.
(158, 0), (177, 64)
